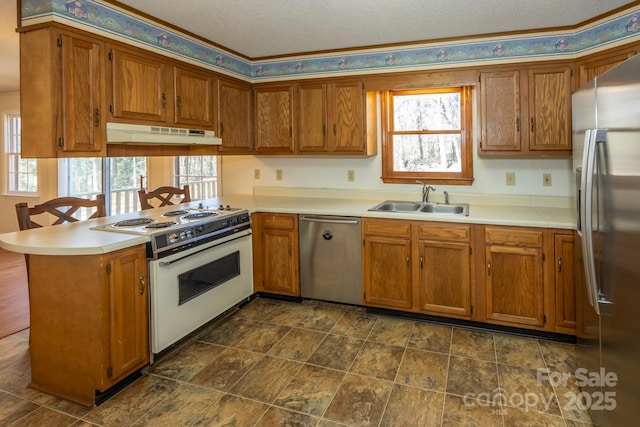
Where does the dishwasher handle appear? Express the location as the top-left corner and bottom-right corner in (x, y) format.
(299, 215), (360, 225)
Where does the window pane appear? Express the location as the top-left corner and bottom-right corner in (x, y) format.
(109, 157), (146, 214)
(393, 92), (460, 131)
(392, 134), (461, 172)
(6, 113), (37, 193)
(174, 155), (218, 200)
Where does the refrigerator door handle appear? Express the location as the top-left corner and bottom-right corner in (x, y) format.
(581, 129), (601, 314)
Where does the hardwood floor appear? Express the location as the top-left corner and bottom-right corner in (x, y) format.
(0, 248), (29, 338)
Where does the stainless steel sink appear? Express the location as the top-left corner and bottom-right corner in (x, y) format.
(368, 200), (469, 216)
(367, 201), (423, 212)
(419, 203), (469, 215)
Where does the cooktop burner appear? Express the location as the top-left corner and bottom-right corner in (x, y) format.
(162, 210), (190, 217)
(114, 218), (155, 227)
(184, 212), (217, 219)
(145, 221), (178, 229)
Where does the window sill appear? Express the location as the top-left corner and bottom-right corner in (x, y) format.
(381, 176), (474, 185)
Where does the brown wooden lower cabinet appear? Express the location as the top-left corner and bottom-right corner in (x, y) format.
(27, 244), (148, 406)
(362, 219), (576, 335)
(362, 218), (473, 319)
(252, 212), (300, 296)
(481, 226), (546, 329)
(363, 232), (413, 309)
(554, 231), (576, 334)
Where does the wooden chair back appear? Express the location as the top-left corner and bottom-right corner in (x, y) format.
(15, 194), (107, 230)
(138, 185), (191, 210)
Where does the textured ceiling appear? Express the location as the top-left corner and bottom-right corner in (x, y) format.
(114, 0), (633, 58)
(0, 0), (635, 92)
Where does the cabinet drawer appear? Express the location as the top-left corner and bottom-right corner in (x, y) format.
(363, 219), (411, 238)
(262, 214), (296, 229)
(485, 227), (543, 247)
(418, 222), (470, 243)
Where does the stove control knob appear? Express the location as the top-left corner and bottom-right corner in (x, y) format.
(226, 205), (231, 210)
(219, 204), (224, 210)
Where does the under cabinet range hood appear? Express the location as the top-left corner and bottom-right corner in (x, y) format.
(106, 122), (222, 145)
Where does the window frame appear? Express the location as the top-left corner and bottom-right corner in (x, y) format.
(173, 155), (220, 200)
(381, 86), (474, 185)
(4, 111), (39, 195)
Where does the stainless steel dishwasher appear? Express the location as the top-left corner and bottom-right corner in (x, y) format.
(299, 215), (362, 305)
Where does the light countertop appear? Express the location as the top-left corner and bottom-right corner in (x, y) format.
(0, 190), (576, 256)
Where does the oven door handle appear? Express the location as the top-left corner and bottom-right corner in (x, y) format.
(157, 231), (251, 266)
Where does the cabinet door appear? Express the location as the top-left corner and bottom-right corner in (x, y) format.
(254, 214), (300, 296)
(111, 48), (167, 122)
(363, 235), (412, 309)
(174, 66), (214, 127)
(485, 245), (544, 327)
(107, 247), (149, 384)
(330, 81), (365, 152)
(217, 79), (253, 153)
(528, 67), (572, 152)
(479, 71), (521, 152)
(254, 86), (295, 153)
(554, 233), (576, 332)
(418, 240), (471, 317)
(60, 34), (105, 153)
(298, 83), (328, 152)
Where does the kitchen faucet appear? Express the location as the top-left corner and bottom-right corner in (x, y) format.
(416, 180), (436, 203)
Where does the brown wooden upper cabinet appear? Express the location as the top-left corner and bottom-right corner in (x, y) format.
(254, 85), (295, 153)
(298, 80), (377, 155)
(217, 78), (253, 154)
(110, 48), (168, 124)
(576, 45), (638, 89)
(174, 66), (215, 128)
(20, 27), (107, 157)
(479, 65), (572, 156)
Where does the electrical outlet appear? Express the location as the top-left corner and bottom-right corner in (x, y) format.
(506, 172), (516, 186)
(275, 169), (283, 181)
(254, 169), (260, 179)
(347, 169), (355, 182)
(543, 173), (552, 187)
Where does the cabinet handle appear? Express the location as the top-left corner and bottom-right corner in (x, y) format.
(406, 255), (410, 267)
(557, 256), (562, 272)
(161, 93), (166, 109)
(176, 95), (181, 111)
(322, 124), (326, 137)
(420, 255), (424, 269)
(220, 122), (224, 136)
(530, 117), (535, 132)
(333, 123), (337, 136)
(487, 260), (491, 276)
(516, 117), (520, 132)
(139, 275), (145, 295)
(288, 245), (292, 256)
(93, 108), (100, 128)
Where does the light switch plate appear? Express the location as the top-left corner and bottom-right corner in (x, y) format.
(543, 173), (552, 186)
(276, 169), (283, 181)
(254, 169), (260, 179)
(347, 169), (355, 182)
(506, 172), (516, 186)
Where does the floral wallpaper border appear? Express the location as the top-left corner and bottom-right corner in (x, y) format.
(21, 0), (640, 81)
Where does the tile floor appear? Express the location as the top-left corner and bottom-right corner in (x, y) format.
(0, 297), (592, 426)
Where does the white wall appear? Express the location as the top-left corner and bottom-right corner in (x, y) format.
(0, 91), (59, 233)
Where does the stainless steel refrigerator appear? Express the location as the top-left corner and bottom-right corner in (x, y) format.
(573, 53), (640, 426)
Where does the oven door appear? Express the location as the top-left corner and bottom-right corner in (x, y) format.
(148, 230), (253, 355)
